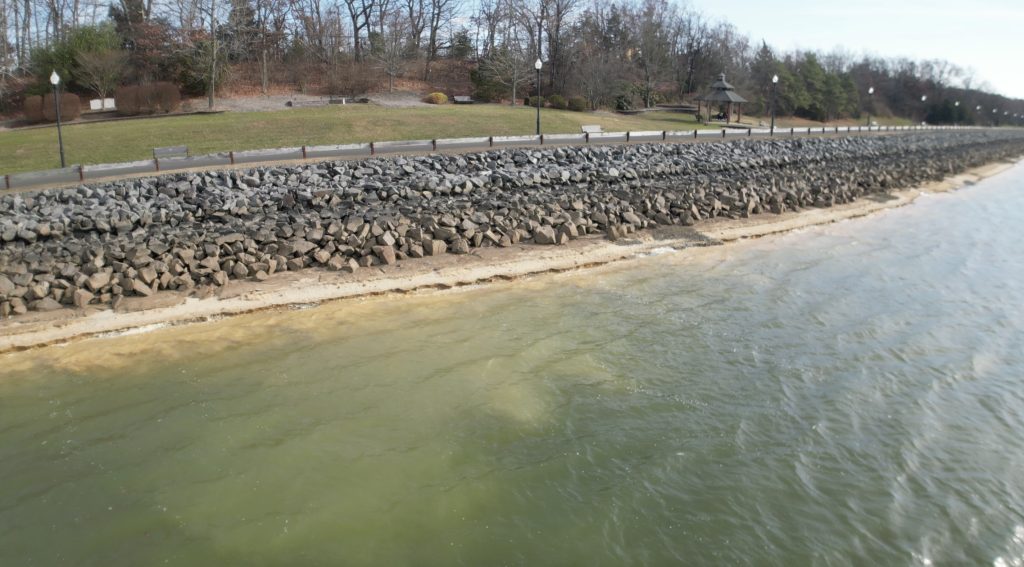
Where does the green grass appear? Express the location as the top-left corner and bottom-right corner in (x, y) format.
(0, 104), (717, 174)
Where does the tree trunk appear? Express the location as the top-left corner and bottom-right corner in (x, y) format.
(261, 49), (268, 96)
(208, 0), (217, 110)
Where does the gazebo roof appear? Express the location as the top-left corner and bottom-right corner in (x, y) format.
(696, 73), (749, 104)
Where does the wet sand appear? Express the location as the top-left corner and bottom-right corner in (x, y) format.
(0, 158), (1018, 353)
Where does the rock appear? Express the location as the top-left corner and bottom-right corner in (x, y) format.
(2, 132), (1023, 319)
(533, 226), (557, 245)
(73, 288), (94, 308)
(423, 238), (447, 256)
(326, 255), (346, 270)
(32, 297), (62, 311)
(0, 275), (15, 295)
(373, 245), (397, 265)
(86, 271), (111, 292)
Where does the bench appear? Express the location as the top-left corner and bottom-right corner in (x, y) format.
(581, 124), (603, 134)
(153, 146), (189, 160)
(453, 96), (475, 104)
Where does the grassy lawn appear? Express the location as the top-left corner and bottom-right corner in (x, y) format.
(0, 104), (718, 174)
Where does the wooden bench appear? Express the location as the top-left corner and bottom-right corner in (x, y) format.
(581, 124), (603, 134)
(153, 146), (189, 160)
(453, 96), (475, 104)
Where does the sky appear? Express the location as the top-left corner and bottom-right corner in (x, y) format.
(688, 0), (1024, 99)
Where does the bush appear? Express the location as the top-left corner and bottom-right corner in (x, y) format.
(42, 93), (82, 122)
(568, 96), (588, 112)
(547, 94), (567, 110)
(153, 82), (182, 113)
(525, 96), (544, 107)
(115, 85), (139, 115)
(23, 95), (44, 122)
(614, 94), (634, 112)
(423, 92), (448, 104)
(115, 83), (181, 115)
(136, 84), (158, 114)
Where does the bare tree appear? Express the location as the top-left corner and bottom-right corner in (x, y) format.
(422, 0), (460, 80)
(342, 0), (374, 61)
(478, 43), (530, 104)
(75, 48), (128, 103)
(373, 9), (405, 91)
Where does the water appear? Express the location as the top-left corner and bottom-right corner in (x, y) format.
(3, 163), (1024, 566)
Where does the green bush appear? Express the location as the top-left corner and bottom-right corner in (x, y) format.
(568, 96), (588, 112)
(546, 94), (567, 110)
(469, 68), (504, 103)
(423, 92), (448, 104)
(614, 94), (634, 111)
(526, 96), (544, 107)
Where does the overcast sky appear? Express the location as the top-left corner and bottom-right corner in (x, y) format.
(688, 0), (1024, 99)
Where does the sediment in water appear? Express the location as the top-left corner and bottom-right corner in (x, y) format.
(1, 130), (1023, 330)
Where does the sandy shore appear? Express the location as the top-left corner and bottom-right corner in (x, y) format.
(0, 158), (1018, 353)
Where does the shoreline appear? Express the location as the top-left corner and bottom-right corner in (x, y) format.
(1, 157), (1018, 354)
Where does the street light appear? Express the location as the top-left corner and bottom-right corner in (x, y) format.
(866, 86), (874, 127)
(534, 58), (542, 136)
(954, 100), (959, 127)
(770, 74), (778, 136)
(49, 70), (66, 168)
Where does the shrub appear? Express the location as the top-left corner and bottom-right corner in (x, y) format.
(23, 95), (44, 122)
(42, 93), (82, 121)
(153, 82), (182, 113)
(423, 92), (448, 104)
(568, 96), (588, 112)
(547, 94), (567, 110)
(136, 84), (158, 114)
(526, 95), (544, 107)
(614, 94), (634, 111)
(115, 85), (139, 115)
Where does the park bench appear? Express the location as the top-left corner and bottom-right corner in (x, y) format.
(453, 96), (475, 104)
(581, 124), (603, 134)
(285, 99), (327, 108)
(153, 145), (189, 160)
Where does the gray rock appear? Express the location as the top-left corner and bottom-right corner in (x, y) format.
(533, 226), (557, 245)
(73, 288), (94, 308)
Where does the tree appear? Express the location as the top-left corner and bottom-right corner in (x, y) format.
(75, 49), (128, 103)
(372, 11), (406, 91)
(477, 44), (530, 105)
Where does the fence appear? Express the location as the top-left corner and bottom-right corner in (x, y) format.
(2, 124), (971, 191)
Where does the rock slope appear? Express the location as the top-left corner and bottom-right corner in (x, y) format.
(2, 131), (1023, 317)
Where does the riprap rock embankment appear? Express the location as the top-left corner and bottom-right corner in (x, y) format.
(2, 131), (1023, 317)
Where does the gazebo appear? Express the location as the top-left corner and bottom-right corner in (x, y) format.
(696, 73), (749, 124)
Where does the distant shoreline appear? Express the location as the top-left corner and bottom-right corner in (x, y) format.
(0, 157), (1018, 354)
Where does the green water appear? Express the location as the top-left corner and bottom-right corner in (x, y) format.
(3, 164), (1024, 566)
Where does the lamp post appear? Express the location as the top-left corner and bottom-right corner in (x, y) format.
(770, 74), (778, 136)
(534, 58), (542, 136)
(866, 86), (874, 127)
(954, 100), (959, 127)
(993, 108), (998, 126)
(49, 70), (66, 168)
(920, 94), (927, 124)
